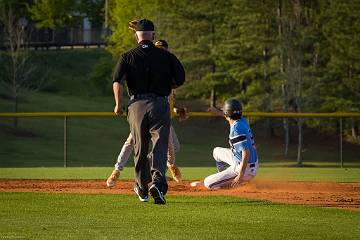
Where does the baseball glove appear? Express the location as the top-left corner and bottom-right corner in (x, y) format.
(128, 19), (138, 31)
(174, 107), (189, 121)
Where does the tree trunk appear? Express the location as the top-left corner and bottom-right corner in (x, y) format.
(282, 112), (289, 157)
(11, 50), (18, 128)
(13, 95), (18, 128)
(351, 120), (359, 141)
(297, 118), (303, 165)
(210, 20), (217, 108)
(210, 88), (216, 107)
(52, 29), (55, 43)
(277, 0), (290, 156)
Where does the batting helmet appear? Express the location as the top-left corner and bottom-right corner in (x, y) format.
(223, 99), (242, 119)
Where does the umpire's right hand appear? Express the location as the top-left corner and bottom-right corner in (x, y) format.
(114, 105), (123, 115)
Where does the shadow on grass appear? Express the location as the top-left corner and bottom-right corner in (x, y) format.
(169, 196), (273, 206)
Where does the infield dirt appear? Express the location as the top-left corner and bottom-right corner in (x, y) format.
(0, 179), (359, 211)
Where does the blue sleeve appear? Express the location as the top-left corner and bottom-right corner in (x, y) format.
(229, 127), (250, 152)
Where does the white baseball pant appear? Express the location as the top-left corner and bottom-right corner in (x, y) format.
(114, 133), (134, 171)
(167, 125), (180, 166)
(204, 147), (258, 189)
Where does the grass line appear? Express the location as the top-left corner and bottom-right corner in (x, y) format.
(1, 167), (360, 182)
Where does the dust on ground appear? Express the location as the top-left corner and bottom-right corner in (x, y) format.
(0, 179), (359, 211)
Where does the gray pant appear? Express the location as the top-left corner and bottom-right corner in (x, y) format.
(114, 125), (180, 171)
(127, 97), (170, 194)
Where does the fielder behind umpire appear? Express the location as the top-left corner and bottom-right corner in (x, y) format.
(112, 19), (185, 204)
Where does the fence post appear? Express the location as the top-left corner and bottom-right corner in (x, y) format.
(64, 116), (68, 168)
(340, 117), (343, 168)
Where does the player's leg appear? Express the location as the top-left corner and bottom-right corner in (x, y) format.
(213, 148), (259, 185)
(115, 133), (134, 171)
(212, 147), (235, 172)
(167, 128), (175, 166)
(170, 125), (180, 152)
(191, 149), (258, 189)
(106, 133), (134, 187)
(190, 148), (236, 188)
(167, 125), (182, 182)
(203, 167), (237, 189)
(192, 163), (258, 189)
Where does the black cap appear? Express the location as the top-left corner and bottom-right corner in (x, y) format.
(135, 19), (155, 31)
(155, 39), (168, 49)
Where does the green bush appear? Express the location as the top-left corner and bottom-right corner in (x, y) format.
(90, 57), (113, 96)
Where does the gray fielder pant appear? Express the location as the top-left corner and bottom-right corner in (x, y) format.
(127, 97), (170, 194)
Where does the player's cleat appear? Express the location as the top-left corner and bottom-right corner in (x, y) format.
(190, 181), (203, 187)
(106, 170), (120, 187)
(149, 184), (166, 204)
(168, 164), (182, 183)
(134, 185), (149, 202)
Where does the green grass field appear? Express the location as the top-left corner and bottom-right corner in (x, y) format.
(1, 167), (360, 240)
(1, 167), (360, 182)
(1, 192), (359, 240)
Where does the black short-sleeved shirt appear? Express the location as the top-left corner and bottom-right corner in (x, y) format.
(113, 40), (185, 97)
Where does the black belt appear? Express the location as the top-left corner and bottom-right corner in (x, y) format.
(237, 161), (257, 168)
(130, 93), (167, 101)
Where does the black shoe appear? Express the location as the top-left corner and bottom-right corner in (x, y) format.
(149, 184), (166, 205)
(134, 185), (149, 202)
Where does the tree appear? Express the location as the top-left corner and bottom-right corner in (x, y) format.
(222, 0), (279, 136)
(29, 0), (107, 29)
(276, 0), (318, 164)
(0, 0), (46, 127)
(77, 0), (105, 28)
(90, 57), (113, 95)
(105, 0), (360, 155)
(28, 0), (74, 29)
(107, 0), (164, 56)
(321, 0), (360, 141)
(163, 0), (233, 101)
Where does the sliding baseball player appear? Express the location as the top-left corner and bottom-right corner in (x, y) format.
(191, 99), (259, 189)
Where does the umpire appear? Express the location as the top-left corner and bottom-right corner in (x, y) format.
(112, 19), (185, 204)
